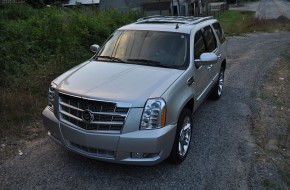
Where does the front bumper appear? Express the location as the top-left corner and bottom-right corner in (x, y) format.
(42, 107), (177, 165)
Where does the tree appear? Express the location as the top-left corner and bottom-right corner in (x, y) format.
(25, 0), (45, 8)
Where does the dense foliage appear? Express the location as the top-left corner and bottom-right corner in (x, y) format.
(25, 0), (68, 8)
(0, 4), (142, 130)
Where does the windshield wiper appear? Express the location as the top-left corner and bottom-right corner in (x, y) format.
(96, 55), (126, 63)
(95, 55), (111, 60)
(127, 59), (170, 68)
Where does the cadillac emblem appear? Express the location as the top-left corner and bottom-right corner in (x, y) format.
(82, 109), (94, 123)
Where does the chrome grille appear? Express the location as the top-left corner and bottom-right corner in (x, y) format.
(59, 93), (130, 133)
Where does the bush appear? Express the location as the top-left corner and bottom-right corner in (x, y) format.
(0, 5), (143, 133)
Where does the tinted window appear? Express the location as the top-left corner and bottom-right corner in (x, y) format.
(99, 31), (122, 56)
(194, 30), (206, 59)
(202, 26), (217, 52)
(98, 30), (189, 69)
(212, 22), (226, 44)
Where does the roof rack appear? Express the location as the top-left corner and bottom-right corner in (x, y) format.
(136, 15), (214, 25)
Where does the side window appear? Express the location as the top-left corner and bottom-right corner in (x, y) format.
(202, 26), (217, 52)
(212, 22), (226, 44)
(194, 30), (206, 59)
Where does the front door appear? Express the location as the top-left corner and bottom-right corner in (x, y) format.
(201, 25), (220, 83)
(192, 29), (213, 101)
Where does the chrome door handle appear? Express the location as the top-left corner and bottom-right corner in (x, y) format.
(187, 76), (194, 86)
(207, 65), (213, 70)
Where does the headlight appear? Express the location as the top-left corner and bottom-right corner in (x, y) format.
(140, 98), (166, 130)
(48, 84), (56, 111)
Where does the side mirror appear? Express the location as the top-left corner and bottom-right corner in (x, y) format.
(90, 44), (100, 53)
(195, 52), (218, 67)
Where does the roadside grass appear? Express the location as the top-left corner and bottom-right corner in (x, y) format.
(218, 10), (255, 35)
(218, 10), (290, 35)
(253, 51), (290, 189)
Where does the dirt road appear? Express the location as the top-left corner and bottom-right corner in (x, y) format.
(1, 32), (290, 189)
(230, 0), (290, 19)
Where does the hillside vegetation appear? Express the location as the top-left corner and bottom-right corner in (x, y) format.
(1, 5), (289, 137)
(0, 4), (142, 135)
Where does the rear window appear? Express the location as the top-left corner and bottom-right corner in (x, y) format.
(212, 22), (226, 44)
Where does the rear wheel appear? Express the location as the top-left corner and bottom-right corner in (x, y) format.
(169, 108), (192, 164)
(210, 66), (225, 100)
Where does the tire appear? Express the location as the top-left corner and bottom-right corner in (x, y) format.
(210, 66), (225, 100)
(169, 108), (193, 164)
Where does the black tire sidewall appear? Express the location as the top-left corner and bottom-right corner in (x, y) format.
(210, 66), (225, 100)
(169, 108), (193, 164)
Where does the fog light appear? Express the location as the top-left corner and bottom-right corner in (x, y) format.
(131, 152), (160, 159)
(131, 152), (144, 158)
(48, 130), (59, 140)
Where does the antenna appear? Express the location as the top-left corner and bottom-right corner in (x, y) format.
(175, 23), (179, 29)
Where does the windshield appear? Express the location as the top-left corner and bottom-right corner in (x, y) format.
(96, 30), (189, 69)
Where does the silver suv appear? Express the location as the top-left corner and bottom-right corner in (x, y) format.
(42, 16), (226, 165)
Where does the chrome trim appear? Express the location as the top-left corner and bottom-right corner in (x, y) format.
(59, 110), (83, 122)
(90, 121), (124, 125)
(58, 92), (130, 133)
(91, 111), (127, 117)
(207, 65), (213, 70)
(187, 76), (194, 86)
(60, 119), (121, 134)
(197, 81), (213, 101)
(59, 91), (132, 108)
(59, 102), (83, 112)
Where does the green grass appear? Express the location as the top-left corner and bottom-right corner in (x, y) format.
(218, 10), (290, 35)
(218, 10), (255, 35)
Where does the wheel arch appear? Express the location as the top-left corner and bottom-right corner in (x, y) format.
(221, 59), (226, 69)
(184, 98), (194, 114)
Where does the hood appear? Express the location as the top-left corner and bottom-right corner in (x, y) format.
(54, 60), (184, 107)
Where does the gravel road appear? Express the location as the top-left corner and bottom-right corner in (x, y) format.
(1, 32), (290, 189)
(230, 0), (290, 19)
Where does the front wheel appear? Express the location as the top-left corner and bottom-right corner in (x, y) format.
(169, 108), (193, 164)
(210, 66), (225, 100)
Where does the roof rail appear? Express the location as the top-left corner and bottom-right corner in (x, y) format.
(136, 16), (214, 25)
(137, 15), (165, 22)
(192, 16), (214, 24)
